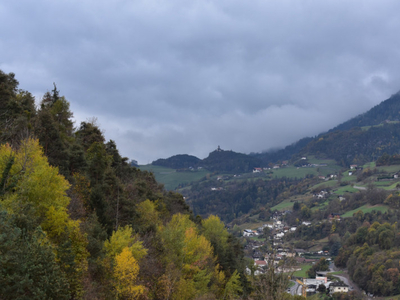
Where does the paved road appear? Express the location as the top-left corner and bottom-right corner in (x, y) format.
(287, 281), (301, 296)
(329, 263), (359, 294)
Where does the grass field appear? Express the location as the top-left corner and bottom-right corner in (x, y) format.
(377, 165), (400, 173)
(381, 294), (400, 300)
(341, 204), (389, 218)
(235, 220), (269, 231)
(374, 181), (393, 186)
(385, 182), (400, 190)
(271, 200), (294, 211)
(311, 200), (329, 211)
(312, 180), (338, 189)
(293, 264), (312, 278)
(333, 185), (359, 194)
(306, 157), (337, 165)
(308, 237), (329, 252)
(363, 161), (376, 169)
(272, 166), (318, 179)
(138, 164), (210, 190)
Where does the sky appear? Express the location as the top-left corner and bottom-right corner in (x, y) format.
(1, 0), (400, 164)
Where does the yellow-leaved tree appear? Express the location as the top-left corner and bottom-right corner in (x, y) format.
(114, 247), (145, 299)
(104, 225), (148, 299)
(0, 138), (89, 298)
(158, 213), (226, 299)
(0, 138), (70, 215)
(104, 225), (147, 261)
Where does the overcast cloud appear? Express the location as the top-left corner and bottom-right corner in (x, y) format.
(1, 0), (400, 164)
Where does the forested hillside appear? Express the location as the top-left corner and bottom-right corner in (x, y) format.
(152, 147), (262, 173)
(154, 92), (400, 173)
(299, 122), (400, 166)
(152, 154), (202, 169)
(0, 70), (255, 299)
(255, 92), (400, 167)
(330, 92), (400, 132)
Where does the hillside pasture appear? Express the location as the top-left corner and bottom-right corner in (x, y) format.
(139, 164), (210, 190)
(341, 204), (389, 218)
(271, 164), (341, 179)
(333, 185), (359, 195)
(306, 156), (337, 165)
(272, 166), (318, 178)
(271, 200), (294, 211)
(363, 161), (376, 169)
(376, 165), (400, 173)
(293, 264), (312, 278)
(312, 180), (338, 190)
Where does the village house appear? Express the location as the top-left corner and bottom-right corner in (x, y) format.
(211, 187), (223, 191)
(243, 229), (258, 237)
(329, 282), (349, 294)
(274, 220), (284, 229)
(274, 232), (285, 239)
(313, 190), (328, 199)
(328, 213), (341, 222)
(254, 260), (267, 267)
(294, 248), (305, 256)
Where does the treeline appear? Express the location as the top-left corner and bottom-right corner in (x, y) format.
(376, 153), (400, 166)
(153, 148), (263, 173)
(330, 92), (400, 132)
(152, 154), (201, 169)
(201, 149), (262, 173)
(257, 93), (400, 167)
(300, 123), (400, 166)
(0, 70), (251, 299)
(184, 177), (309, 223)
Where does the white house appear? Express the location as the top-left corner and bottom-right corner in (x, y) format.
(329, 282), (349, 294)
(243, 229), (253, 237)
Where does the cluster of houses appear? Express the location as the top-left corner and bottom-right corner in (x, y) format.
(302, 273), (349, 295)
(243, 211), (298, 242)
(252, 161), (289, 173)
(242, 213), (350, 295)
(313, 190), (329, 199)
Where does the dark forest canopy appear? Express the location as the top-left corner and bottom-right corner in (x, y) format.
(152, 154), (201, 169)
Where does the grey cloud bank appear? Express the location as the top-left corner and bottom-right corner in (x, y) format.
(1, 0), (400, 164)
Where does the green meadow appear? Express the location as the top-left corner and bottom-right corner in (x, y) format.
(139, 164), (210, 190)
(341, 204), (389, 218)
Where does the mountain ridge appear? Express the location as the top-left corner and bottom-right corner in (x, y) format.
(151, 92), (400, 170)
